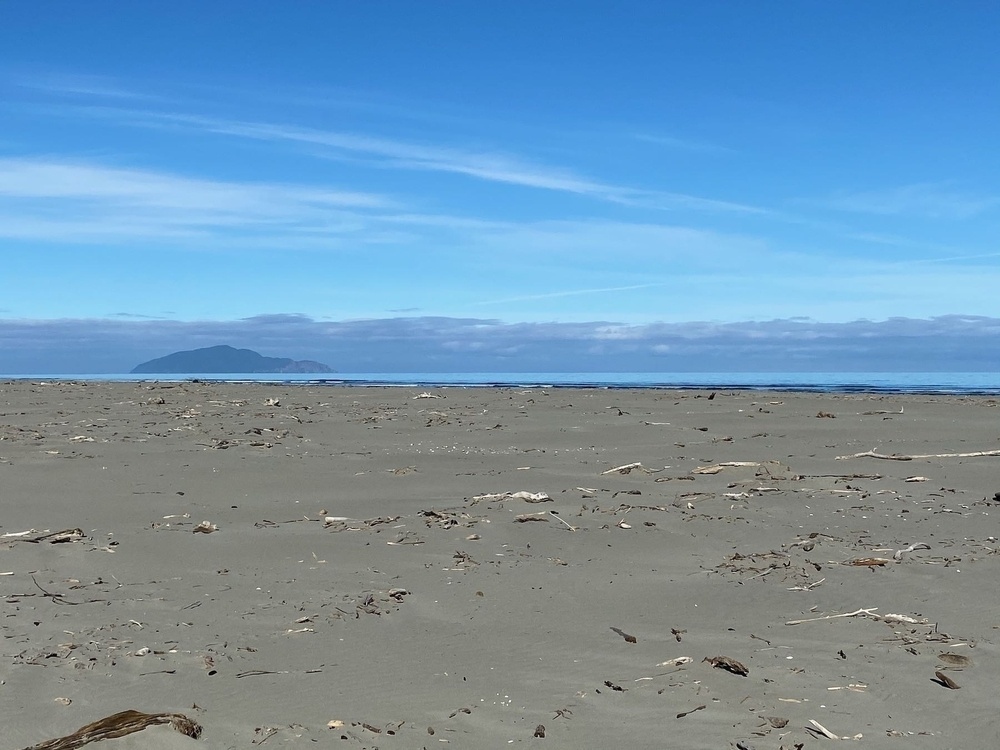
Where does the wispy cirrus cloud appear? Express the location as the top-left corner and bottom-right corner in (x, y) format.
(65, 106), (764, 214)
(5, 72), (765, 215)
(846, 231), (1000, 264)
(0, 154), (769, 263)
(0, 157), (395, 244)
(9, 70), (166, 102)
(0, 157), (389, 209)
(827, 182), (1000, 219)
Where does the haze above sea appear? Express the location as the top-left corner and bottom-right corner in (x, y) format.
(6, 372), (1000, 395)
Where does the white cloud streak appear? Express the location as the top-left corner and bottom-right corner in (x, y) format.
(0, 155), (769, 259)
(827, 182), (1000, 219)
(0, 158), (388, 209)
(0, 157), (394, 244)
(10, 71), (165, 102)
(71, 107), (764, 214)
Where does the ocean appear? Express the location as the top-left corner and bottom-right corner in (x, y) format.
(7, 372), (1000, 395)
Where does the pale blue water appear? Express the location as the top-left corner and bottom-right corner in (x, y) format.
(7, 372), (1000, 395)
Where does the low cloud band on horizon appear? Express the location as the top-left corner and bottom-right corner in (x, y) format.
(1, 313), (998, 374)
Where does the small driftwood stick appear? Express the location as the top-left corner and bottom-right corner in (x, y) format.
(601, 462), (656, 475)
(786, 607), (927, 626)
(702, 655), (749, 676)
(692, 461), (761, 475)
(836, 448), (1000, 461)
(933, 671), (961, 689)
(806, 719), (862, 740)
(893, 542), (931, 560)
(22, 709), (202, 750)
(610, 626), (637, 643)
(26, 529), (86, 544)
(675, 704), (706, 719)
(786, 608), (878, 625)
(806, 719), (841, 740)
(548, 511), (578, 531)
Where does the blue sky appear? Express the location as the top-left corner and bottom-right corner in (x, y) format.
(2, 2), (999, 372)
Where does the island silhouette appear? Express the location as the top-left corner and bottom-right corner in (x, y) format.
(131, 345), (333, 374)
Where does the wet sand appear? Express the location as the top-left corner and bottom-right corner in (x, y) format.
(3, 381), (1000, 749)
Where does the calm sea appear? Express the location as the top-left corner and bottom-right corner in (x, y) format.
(7, 372), (1000, 395)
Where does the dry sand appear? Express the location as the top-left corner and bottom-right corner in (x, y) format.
(3, 381), (1000, 749)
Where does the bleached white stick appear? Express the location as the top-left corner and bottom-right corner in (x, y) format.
(786, 608), (878, 626)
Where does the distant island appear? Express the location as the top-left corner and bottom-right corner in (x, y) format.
(131, 345), (334, 374)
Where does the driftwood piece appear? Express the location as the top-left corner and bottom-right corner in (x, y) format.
(786, 607), (928, 626)
(691, 462), (761, 475)
(837, 448), (1000, 461)
(610, 626), (637, 643)
(510, 491), (552, 503)
(893, 542), (931, 560)
(27, 529), (87, 544)
(933, 671), (961, 689)
(22, 709), (202, 750)
(548, 511), (578, 531)
(702, 655), (748, 676)
(675, 704), (706, 719)
(601, 462), (656, 475)
(514, 512), (549, 522)
(470, 490), (550, 503)
(657, 656), (693, 667)
(806, 719), (862, 740)
(786, 607), (878, 625)
(843, 557), (892, 567)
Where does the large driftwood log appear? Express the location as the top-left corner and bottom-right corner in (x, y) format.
(22, 709), (201, 750)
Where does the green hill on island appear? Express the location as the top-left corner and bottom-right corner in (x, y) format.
(131, 345), (333, 374)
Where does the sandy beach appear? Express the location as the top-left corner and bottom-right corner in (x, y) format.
(3, 381), (1000, 749)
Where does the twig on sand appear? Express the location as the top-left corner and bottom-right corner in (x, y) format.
(610, 626), (637, 643)
(601, 462), (658, 475)
(549, 511), (578, 531)
(675, 704), (706, 719)
(386, 531), (424, 545)
(252, 726), (278, 744)
(26, 529), (87, 544)
(894, 542), (931, 560)
(21, 709), (201, 750)
(786, 608), (928, 626)
(806, 719), (862, 740)
(836, 448), (1000, 461)
(470, 490), (551, 504)
(786, 608), (879, 625)
(691, 462), (761, 475)
(28, 576), (106, 606)
(787, 577), (826, 591)
(236, 668), (324, 678)
(842, 557), (892, 567)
